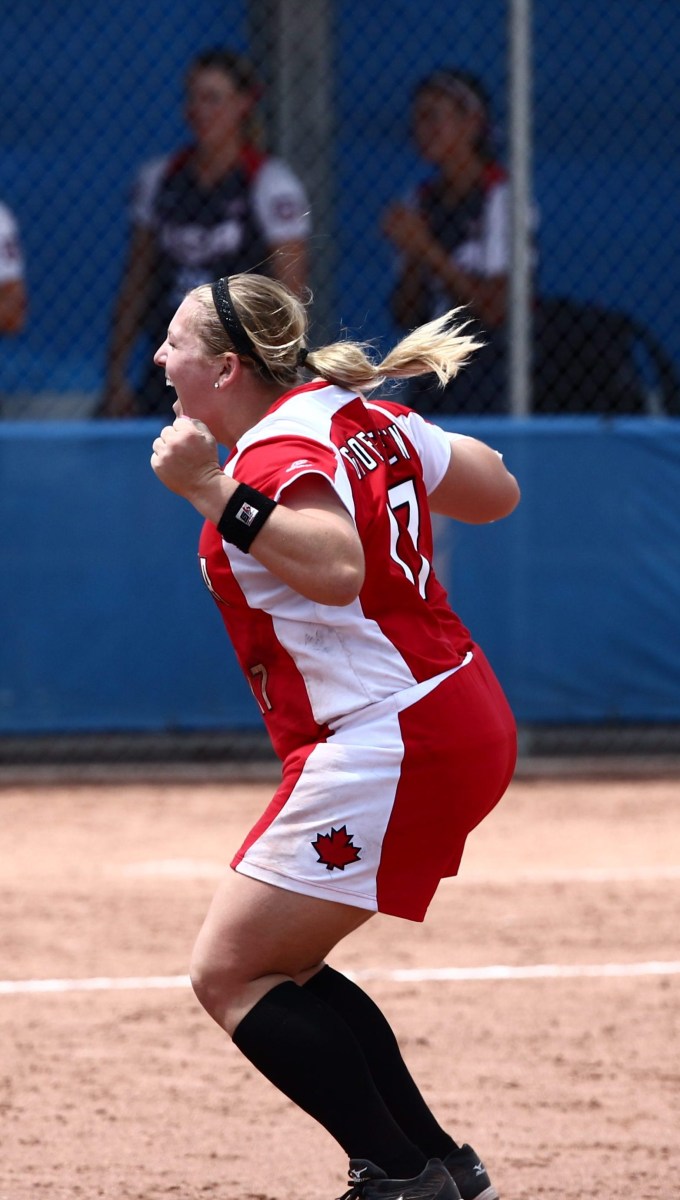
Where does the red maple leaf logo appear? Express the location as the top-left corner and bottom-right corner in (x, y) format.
(311, 825), (362, 871)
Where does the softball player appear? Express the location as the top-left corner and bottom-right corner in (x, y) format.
(151, 273), (519, 1200)
(101, 48), (309, 418)
(0, 199), (26, 336)
(383, 68), (537, 416)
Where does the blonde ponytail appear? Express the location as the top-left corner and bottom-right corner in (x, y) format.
(307, 310), (482, 393)
(190, 274), (483, 394)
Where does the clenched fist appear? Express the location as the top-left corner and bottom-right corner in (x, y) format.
(151, 400), (229, 522)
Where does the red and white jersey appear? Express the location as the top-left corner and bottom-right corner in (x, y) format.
(0, 201), (24, 285)
(198, 382), (474, 759)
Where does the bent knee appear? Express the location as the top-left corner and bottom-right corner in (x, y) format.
(189, 952), (240, 1023)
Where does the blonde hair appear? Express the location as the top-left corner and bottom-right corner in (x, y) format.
(189, 273), (482, 392)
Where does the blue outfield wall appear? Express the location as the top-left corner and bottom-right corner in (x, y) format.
(2, 418), (680, 735)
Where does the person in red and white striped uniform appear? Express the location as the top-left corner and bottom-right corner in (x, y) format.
(151, 273), (519, 1200)
(100, 48), (309, 418)
(0, 199), (26, 336)
(383, 69), (537, 415)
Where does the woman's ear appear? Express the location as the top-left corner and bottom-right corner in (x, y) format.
(216, 353), (239, 388)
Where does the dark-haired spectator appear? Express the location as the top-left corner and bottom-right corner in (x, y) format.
(99, 47), (310, 417)
(383, 69), (536, 414)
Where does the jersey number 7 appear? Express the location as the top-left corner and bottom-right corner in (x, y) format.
(387, 478), (432, 599)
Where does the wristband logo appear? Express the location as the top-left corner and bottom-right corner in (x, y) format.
(235, 501), (259, 526)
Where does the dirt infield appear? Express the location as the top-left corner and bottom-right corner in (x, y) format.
(1, 775), (678, 1199)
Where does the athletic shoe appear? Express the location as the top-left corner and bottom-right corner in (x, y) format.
(442, 1145), (499, 1200)
(336, 1157), (461, 1200)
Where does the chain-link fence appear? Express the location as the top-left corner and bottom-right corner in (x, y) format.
(2, 0), (679, 418)
(2, 0), (680, 770)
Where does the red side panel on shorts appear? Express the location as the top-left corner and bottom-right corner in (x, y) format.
(376, 652), (517, 920)
(231, 734), (328, 869)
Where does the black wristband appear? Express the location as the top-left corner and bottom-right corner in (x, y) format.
(216, 482), (277, 553)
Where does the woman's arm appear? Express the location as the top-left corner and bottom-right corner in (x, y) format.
(100, 226), (155, 415)
(418, 239), (507, 328)
(428, 434), (520, 524)
(383, 204), (507, 328)
(270, 239), (308, 300)
(0, 278), (27, 335)
(151, 416), (365, 606)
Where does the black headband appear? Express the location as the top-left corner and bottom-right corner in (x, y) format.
(211, 277), (274, 379)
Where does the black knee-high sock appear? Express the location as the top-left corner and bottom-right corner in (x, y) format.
(232, 980), (426, 1178)
(305, 966), (457, 1161)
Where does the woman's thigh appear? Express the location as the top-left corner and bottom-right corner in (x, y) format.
(192, 867), (372, 987)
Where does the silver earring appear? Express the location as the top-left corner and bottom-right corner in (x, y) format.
(214, 381), (219, 389)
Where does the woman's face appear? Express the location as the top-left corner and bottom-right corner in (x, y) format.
(154, 297), (221, 420)
(412, 87), (482, 165)
(185, 66), (252, 149)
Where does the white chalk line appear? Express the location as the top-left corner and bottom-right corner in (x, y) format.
(116, 858), (680, 883)
(5, 861), (677, 998)
(1, 960), (679, 996)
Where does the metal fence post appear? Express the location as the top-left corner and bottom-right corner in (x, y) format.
(248, 0), (335, 340)
(508, 0), (533, 418)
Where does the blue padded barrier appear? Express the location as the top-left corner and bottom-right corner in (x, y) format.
(2, 417), (680, 733)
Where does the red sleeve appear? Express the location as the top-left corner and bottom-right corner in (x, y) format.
(233, 435), (339, 500)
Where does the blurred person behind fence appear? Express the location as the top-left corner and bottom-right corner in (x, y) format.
(150, 270), (519, 1200)
(99, 47), (310, 418)
(0, 199), (27, 337)
(383, 68), (536, 415)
